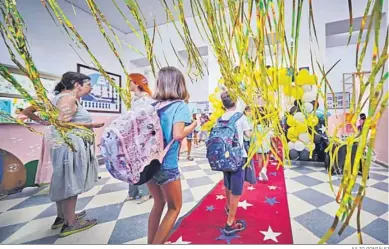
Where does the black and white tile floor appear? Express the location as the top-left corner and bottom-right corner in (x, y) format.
(0, 145), (387, 244)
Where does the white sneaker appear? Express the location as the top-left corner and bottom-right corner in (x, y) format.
(260, 168), (269, 181)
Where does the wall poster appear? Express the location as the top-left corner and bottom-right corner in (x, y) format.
(77, 64), (122, 113)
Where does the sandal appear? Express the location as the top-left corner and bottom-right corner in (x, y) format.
(187, 156), (194, 161)
(137, 195), (151, 204)
(124, 196), (136, 202)
(51, 210), (87, 229)
(59, 219), (97, 238)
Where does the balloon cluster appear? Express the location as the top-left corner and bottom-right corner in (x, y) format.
(284, 69), (323, 161)
(202, 85), (225, 131)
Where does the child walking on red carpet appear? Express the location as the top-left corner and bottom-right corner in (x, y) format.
(254, 107), (273, 181)
(217, 92), (251, 235)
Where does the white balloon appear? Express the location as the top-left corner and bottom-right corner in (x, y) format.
(295, 141), (305, 152)
(305, 142), (316, 151)
(299, 132), (310, 143)
(302, 84), (312, 92)
(294, 112), (305, 122)
(288, 141), (295, 150)
(303, 92), (315, 102)
(303, 102), (314, 113)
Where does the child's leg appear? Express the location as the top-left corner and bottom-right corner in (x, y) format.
(127, 185), (138, 200)
(224, 167), (245, 235)
(194, 132), (199, 146)
(187, 134), (193, 160)
(223, 172), (232, 213)
(146, 179), (166, 244)
(137, 184), (151, 204)
(257, 153), (264, 175)
(258, 153), (269, 181)
(152, 179), (182, 244)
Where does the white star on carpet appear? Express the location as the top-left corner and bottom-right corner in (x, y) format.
(268, 185), (277, 190)
(216, 195), (226, 200)
(238, 200), (253, 210)
(319, 124), (326, 134)
(172, 236), (191, 244)
(260, 226), (282, 242)
(247, 186), (256, 191)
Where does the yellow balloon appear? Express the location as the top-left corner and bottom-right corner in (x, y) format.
(307, 114), (319, 126)
(295, 121), (308, 133)
(305, 75), (317, 85)
(291, 87), (304, 99)
(287, 116), (296, 126)
(283, 84), (292, 96)
(287, 126), (299, 140)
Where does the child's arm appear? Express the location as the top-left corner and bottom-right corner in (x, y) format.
(173, 121), (197, 140)
(242, 115), (252, 138)
(172, 103), (197, 140)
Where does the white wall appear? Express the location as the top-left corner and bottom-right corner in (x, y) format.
(0, 0), (131, 115)
(2, 0), (386, 108)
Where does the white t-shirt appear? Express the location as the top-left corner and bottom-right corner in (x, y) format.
(220, 111), (251, 157)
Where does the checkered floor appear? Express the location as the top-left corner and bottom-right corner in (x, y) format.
(0, 145), (387, 244)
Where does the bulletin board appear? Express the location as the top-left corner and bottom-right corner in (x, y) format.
(0, 64), (60, 124)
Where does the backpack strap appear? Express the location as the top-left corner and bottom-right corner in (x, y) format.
(227, 112), (243, 127)
(158, 139), (175, 163)
(153, 100), (183, 111)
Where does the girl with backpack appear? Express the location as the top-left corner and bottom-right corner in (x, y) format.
(147, 67), (198, 244)
(124, 73), (153, 204)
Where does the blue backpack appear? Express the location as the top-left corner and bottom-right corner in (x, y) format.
(206, 112), (243, 172)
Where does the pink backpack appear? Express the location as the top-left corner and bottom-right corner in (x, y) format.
(100, 100), (180, 185)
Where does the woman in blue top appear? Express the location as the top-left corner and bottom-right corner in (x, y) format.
(147, 67), (198, 244)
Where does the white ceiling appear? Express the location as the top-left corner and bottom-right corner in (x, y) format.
(325, 13), (386, 48)
(64, 0), (194, 34)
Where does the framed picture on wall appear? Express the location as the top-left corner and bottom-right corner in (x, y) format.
(77, 64), (122, 113)
(327, 92), (350, 109)
(0, 64), (60, 124)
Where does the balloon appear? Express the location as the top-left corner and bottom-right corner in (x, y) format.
(288, 141), (295, 150)
(303, 102), (314, 113)
(302, 84), (312, 92)
(294, 99), (303, 107)
(295, 121), (307, 133)
(310, 100), (319, 109)
(314, 134), (321, 144)
(294, 141), (305, 151)
(307, 114), (319, 126)
(291, 87), (304, 99)
(306, 75), (318, 85)
(289, 149), (299, 160)
(287, 115), (296, 126)
(287, 127), (299, 140)
(303, 92), (315, 102)
(294, 112), (305, 122)
(315, 109), (332, 118)
(305, 142), (316, 151)
(295, 69), (310, 86)
(299, 150), (310, 161)
(298, 132), (310, 143)
(283, 84), (291, 96)
(289, 106), (298, 115)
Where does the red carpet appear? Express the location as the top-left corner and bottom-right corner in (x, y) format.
(168, 142), (293, 244)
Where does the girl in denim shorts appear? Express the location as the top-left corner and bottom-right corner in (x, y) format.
(146, 67), (198, 244)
